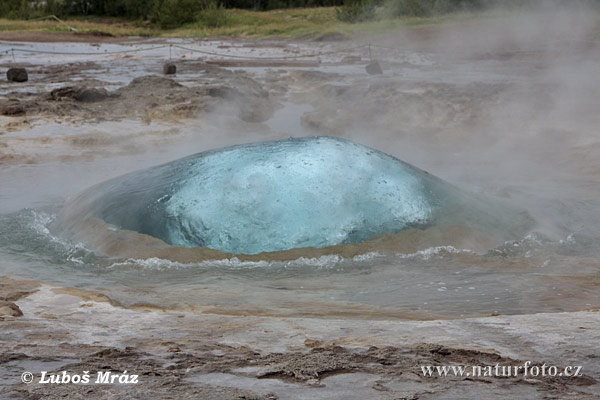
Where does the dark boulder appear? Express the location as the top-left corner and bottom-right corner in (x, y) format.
(7, 68), (28, 82)
(366, 61), (383, 75)
(163, 63), (177, 75)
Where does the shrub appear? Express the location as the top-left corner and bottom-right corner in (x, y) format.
(336, 0), (376, 23)
(151, 0), (205, 28)
(0, 0), (62, 19)
(196, 0), (228, 28)
(385, 0), (482, 17)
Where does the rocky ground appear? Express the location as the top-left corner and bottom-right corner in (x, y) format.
(0, 63), (277, 124)
(1, 276), (599, 399)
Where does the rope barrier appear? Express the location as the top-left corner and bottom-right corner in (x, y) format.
(369, 44), (405, 51)
(1, 43), (370, 61)
(2, 44), (170, 56)
(170, 44), (368, 60)
(2, 31), (596, 61)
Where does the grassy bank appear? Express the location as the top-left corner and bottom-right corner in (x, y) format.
(0, 8), (492, 39)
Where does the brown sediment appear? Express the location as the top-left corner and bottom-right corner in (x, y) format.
(126, 302), (171, 312)
(50, 287), (195, 313)
(51, 287), (123, 307)
(199, 302), (440, 321)
(0, 300), (23, 317)
(534, 271), (600, 311)
(548, 272), (600, 290)
(0, 277), (39, 319)
(0, 276), (40, 302)
(0, 118), (31, 132)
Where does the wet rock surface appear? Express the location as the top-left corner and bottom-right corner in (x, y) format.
(0, 281), (599, 399)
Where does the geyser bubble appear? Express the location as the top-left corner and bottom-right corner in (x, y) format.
(160, 137), (440, 254)
(52, 136), (532, 256)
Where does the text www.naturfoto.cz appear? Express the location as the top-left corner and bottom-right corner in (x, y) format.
(421, 362), (583, 378)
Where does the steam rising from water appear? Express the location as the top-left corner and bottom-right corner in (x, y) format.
(339, 4), (600, 243)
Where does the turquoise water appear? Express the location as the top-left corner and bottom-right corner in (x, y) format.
(163, 137), (437, 253)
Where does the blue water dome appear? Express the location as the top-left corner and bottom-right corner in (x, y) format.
(161, 137), (441, 254)
(56, 137), (515, 255)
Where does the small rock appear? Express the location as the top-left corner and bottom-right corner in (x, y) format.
(163, 63), (177, 75)
(366, 61), (383, 75)
(7, 68), (28, 82)
(0, 301), (23, 317)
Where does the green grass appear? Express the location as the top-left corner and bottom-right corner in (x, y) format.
(0, 16), (156, 36)
(169, 8), (342, 38)
(0, 8), (501, 39)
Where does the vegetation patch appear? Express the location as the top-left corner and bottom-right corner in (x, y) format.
(1, 0), (598, 38)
